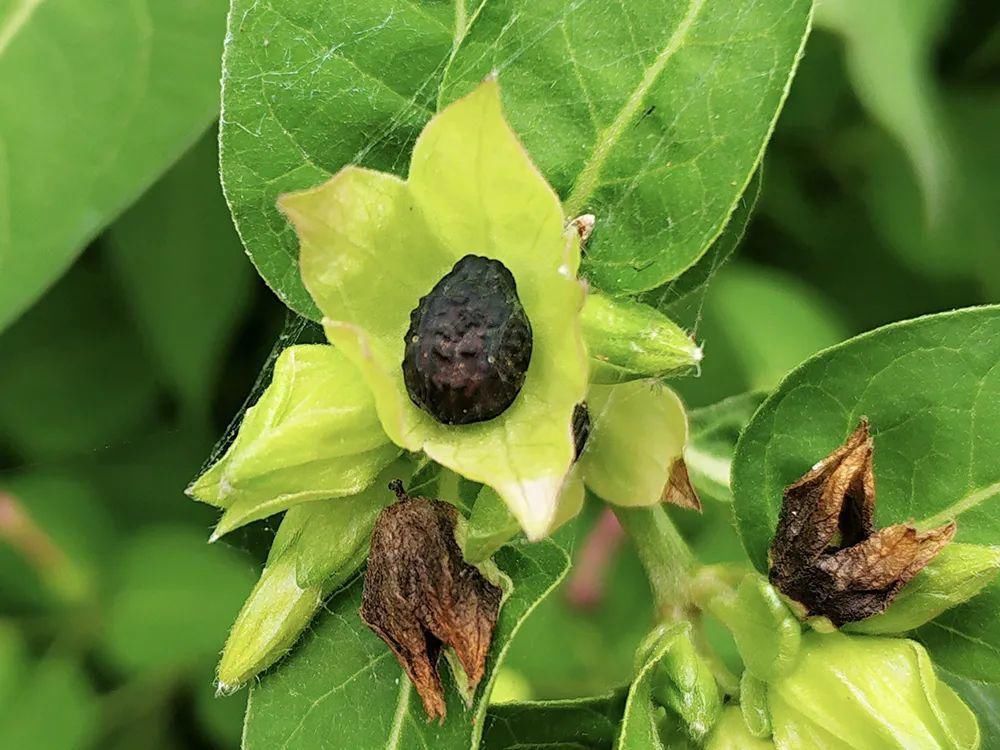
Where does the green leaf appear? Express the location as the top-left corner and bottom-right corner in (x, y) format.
(686, 392), (768, 503)
(0, 0), (228, 331)
(642, 168), (763, 322)
(732, 306), (1000, 572)
(103, 526), (256, 674)
(0, 261), (159, 459)
(482, 693), (624, 750)
(917, 580), (1000, 684)
(284, 80), (588, 540)
(943, 672), (1000, 750)
(105, 131), (254, 418)
(816, 0), (952, 213)
(242, 539), (570, 750)
(220, 0), (811, 313)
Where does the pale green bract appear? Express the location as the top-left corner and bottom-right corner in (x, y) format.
(187, 344), (400, 539)
(769, 632), (980, 750)
(281, 79), (589, 540)
(581, 381), (689, 507)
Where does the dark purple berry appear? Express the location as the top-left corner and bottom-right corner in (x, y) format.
(402, 255), (532, 425)
(572, 402), (591, 460)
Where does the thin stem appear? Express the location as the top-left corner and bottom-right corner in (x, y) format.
(613, 504), (695, 621)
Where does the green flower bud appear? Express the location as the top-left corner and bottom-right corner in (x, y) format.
(639, 623), (722, 742)
(580, 381), (699, 510)
(217, 464), (409, 691)
(216, 550), (322, 693)
(706, 707), (775, 750)
(769, 632), (980, 750)
(845, 544), (1000, 635)
(186, 345), (400, 539)
(580, 293), (702, 384)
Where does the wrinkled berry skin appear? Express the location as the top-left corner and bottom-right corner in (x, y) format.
(403, 255), (532, 425)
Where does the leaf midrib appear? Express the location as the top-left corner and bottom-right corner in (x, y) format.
(563, 0), (707, 216)
(0, 0), (45, 58)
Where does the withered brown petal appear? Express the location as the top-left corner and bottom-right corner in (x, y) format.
(662, 458), (702, 512)
(818, 522), (957, 591)
(771, 421), (874, 572)
(769, 421), (956, 626)
(360, 482), (502, 721)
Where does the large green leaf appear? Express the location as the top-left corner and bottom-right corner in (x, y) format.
(105, 132), (254, 419)
(0, 0), (228, 331)
(732, 307), (1000, 677)
(482, 693), (623, 750)
(220, 0), (811, 317)
(732, 306), (1000, 569)
(242, 540), (570, 749)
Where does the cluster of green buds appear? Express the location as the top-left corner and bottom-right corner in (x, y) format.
(188, 77), (704, 697)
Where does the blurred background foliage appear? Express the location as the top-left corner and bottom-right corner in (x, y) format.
(0, 2), (997, 746)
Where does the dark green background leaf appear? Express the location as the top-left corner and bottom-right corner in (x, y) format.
(106, 132), (254, 420)
(482, 693), (623, 750)
(0, 0), (229, 331)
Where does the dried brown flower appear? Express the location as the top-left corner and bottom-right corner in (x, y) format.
(769, 420), (956, 626)
(360, 480), (502, 721)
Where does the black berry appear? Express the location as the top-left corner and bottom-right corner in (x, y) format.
(402, 255), (532, 425)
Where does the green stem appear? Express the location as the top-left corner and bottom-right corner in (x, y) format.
(613, 505), (695, 621)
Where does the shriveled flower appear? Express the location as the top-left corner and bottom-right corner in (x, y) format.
(360, 480), (503, 721)
(769, 420), (956, 626)
(280, 78), (588, 540)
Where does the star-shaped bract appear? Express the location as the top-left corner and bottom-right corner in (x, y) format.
(280, 79), (588, 539)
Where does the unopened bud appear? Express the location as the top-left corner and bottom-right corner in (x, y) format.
(769, 633), (979, 749)
(187, 345), (399, 540)
(580, 293), (701, 384)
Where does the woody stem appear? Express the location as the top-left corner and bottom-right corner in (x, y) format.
(613, 504), (695, 622)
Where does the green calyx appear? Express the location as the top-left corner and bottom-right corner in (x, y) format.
(281, 77), (589, 541)
(635, 622), (723, 743)
(581, 381), (696, 509)
(580, 293), (702, 384)
(187, 344), (400, 540)
(768, 632), (980, 750)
